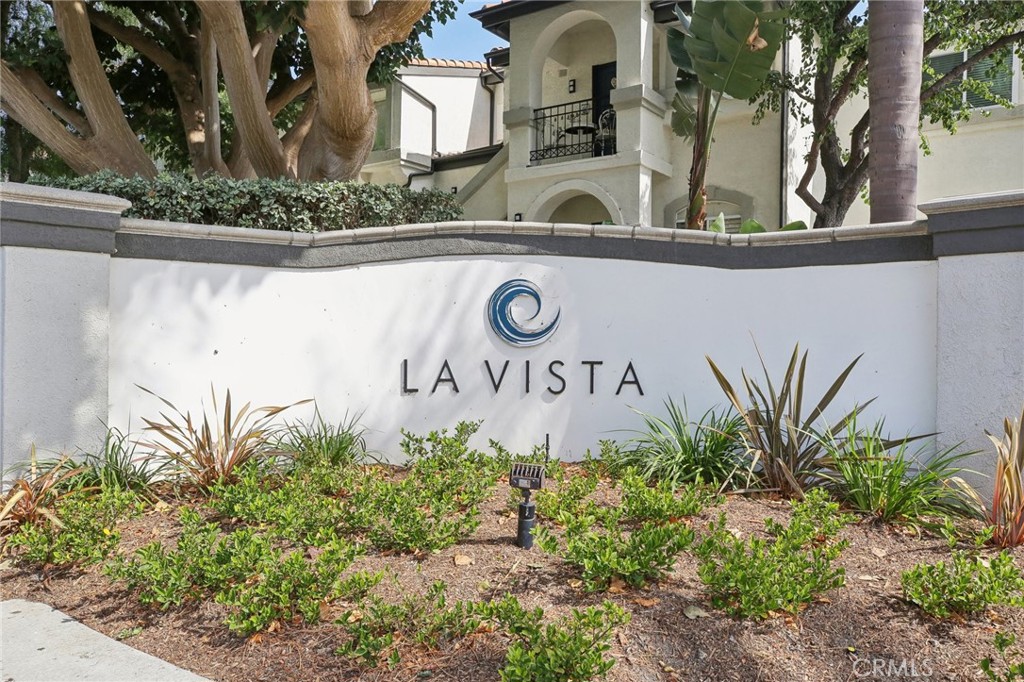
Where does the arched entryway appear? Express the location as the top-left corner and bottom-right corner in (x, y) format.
(526, 179), (623, 224)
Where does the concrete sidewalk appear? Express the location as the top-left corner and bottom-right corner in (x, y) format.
(1, 599), (210, 682)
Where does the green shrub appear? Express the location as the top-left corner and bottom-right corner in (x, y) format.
(216, 544), (379, 635)
(981, 632), (1024, 682)
(900, 533), (1024, 618)
(107, 508), (368, 633)
(820, 417), (980, 524)
(336, 581), (485, 668)
(609, 399), (748, 489)
(617, 469), (721, 523)
(36, 171), (462, 231)
(694, 489), (852, 618)
(7, 489), (142, 567)
(346, 422), (500, 553)
(536, 508), (694, 592)
(534, 466), (601, 521)
(207, 464), (349, 546)
(491, 596), (629, 682)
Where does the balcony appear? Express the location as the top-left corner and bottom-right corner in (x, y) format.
(530, 99), (616, 164)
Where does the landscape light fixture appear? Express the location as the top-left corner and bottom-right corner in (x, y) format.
(507, 435), (550, 549)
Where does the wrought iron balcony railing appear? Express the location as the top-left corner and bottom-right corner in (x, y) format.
(531, 99), (594, 162)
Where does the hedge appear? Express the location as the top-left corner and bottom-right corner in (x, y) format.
(34, 171), (462, 232)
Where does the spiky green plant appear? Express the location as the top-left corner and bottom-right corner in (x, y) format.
(820, 417), (980, 525)
(278, 407), (370, 470)
(139, 385), (309, 489)
(707, 343), (867, 498)
(613, 399), (747, 489)
(987, 404), (1024, 547)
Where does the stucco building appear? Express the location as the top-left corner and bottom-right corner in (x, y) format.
(367, 1), (1024, 229)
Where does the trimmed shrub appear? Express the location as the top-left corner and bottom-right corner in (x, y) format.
(34, 171), (462, 231)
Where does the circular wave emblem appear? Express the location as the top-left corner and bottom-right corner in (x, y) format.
(487, 279), (561, 347)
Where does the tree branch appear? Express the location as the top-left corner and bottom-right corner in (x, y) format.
(196, 0), (288, 178)
(7, 65), (92, 136)
(833, 0), (860, 33)
(826, 57), (866, 122)
(921, 30), (1024, 104)
(200, 16), (228, 176)
(267, 71), (315, 118)
(282, 92), (318, 175)
(0, 60), (95, 174)
(847, 109), (870, 167)
(52, 0), (155, 175)
(154, 1), (197, 61)
(252, 30), (279, 94)
(88, 7), (191, 81)
(796, 132), (826, 216)
(360, 0), (431, 51)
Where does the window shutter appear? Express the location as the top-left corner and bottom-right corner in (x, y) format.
(926, 52), (964, 84)
(966, 49), (1013, 108)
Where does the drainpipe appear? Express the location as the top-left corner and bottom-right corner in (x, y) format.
(482, 54), (506, 146)
(481, 77), (496, 146)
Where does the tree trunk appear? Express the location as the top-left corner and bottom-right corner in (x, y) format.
(299, 0), (429, 181)
(52, 1), (156, 177)
(196, 0), (289, 179)
(868, 0), (923, 224)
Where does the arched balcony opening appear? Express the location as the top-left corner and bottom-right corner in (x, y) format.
(529, 15), (618, 165)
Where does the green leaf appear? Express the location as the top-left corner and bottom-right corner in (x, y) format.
(683, 0), (786, 101)
(740, 219), (765, 234)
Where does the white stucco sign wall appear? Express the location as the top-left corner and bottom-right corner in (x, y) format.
(108, 254), (937, 460)
(1, 183), (1020, 476)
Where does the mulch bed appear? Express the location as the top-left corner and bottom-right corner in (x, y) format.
(2, 470), (1022, 682)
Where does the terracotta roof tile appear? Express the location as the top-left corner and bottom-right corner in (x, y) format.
(408, 57), (487, 70)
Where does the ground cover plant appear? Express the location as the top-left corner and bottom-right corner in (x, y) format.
(694, 489), (853, 618)
(900, 527), (1024, 619)
(2, 402), (1023, 682)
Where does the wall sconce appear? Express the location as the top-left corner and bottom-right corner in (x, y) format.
(451, 186), (458, 194)
(568, 79), (576, 94)
(513, 213), (523, 222)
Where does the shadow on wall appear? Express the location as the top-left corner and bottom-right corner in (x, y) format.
(2, 249), (111, 475)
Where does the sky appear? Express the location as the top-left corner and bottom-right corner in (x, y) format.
(419, 2), (508, 62)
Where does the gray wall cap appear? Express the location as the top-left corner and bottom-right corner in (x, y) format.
(120, 217), (929, 248)
(919, 189), (1024, 215)
(1, 182), (131, 253)
(0, 182), (131, 215)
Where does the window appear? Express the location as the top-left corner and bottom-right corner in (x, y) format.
(926, 49), (1014, 108)
(674, 203), (742, 233)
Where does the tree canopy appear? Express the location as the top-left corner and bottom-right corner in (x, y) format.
(1, 0), (459, 182)
(753, 0), (1024, 228)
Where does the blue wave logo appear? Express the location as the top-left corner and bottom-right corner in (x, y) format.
(487, 279), (561, 347)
